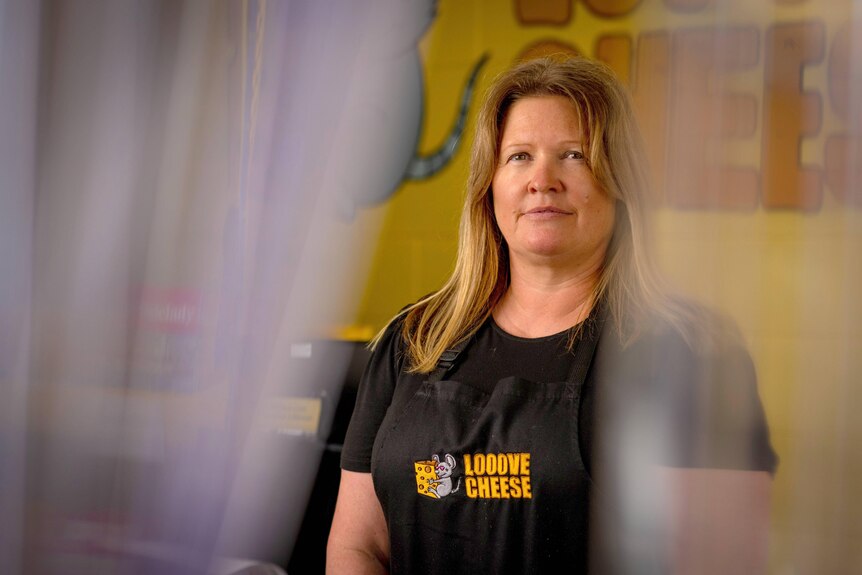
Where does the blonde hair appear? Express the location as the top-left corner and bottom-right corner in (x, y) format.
(379, 57), (692, 373)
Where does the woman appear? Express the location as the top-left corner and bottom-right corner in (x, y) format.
(327, 57), (776, 574)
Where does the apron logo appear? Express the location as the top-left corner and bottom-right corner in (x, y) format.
(464, 452), (532, 499)
(413, 452), (533, 500)
(414, 453), (462, 499)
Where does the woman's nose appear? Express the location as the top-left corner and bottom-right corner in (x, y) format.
(528, 158), (561, 193)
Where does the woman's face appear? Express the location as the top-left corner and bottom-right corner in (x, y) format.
(491, 95), (616, 271)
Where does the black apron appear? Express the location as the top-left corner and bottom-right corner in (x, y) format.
(370, 320), (600, 574)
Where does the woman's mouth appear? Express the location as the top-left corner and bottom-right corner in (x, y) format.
(522, 206), (573, 218)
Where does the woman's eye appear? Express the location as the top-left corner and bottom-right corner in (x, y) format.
(508, 152), (529, 162)
(565, 150), (585, 160)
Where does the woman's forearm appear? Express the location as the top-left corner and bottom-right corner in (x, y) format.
(327, 470), (390, 574)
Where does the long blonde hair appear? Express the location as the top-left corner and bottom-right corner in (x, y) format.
(379, 57), (692, 373)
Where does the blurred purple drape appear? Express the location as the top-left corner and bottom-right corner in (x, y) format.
(0, 0), (425, 573)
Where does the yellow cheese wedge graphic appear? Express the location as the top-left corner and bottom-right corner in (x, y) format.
(414, 460), (439, 498)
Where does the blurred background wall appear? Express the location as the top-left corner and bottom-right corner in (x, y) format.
(1, 0), (860, 574)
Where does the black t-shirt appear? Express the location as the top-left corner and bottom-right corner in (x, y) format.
(341, 308), (777, 574)
(342, 312), (778, 477)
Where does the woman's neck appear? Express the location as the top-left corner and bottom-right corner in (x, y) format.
(492, 257), (602, 338)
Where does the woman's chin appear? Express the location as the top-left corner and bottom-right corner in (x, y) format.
(515, 242), (571, 261)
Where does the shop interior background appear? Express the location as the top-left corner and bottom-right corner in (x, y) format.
(1, 0), (860, 573)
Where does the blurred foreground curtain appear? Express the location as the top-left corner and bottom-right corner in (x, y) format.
(0, 0), (422, 573)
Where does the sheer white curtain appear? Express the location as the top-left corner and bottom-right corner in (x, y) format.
(0, 0), (39, 572)
(0, 0), (417, 573)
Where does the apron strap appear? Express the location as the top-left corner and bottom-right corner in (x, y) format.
(565, 301), (607, 394)
(427, 337), (472, 384)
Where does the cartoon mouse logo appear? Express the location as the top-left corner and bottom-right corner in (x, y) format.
(430, 453), (462, 498)
(414, 453), (462, 499)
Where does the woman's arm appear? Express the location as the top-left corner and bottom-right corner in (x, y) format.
(327, 470), (390, 574)
(658, 467), (772, 575)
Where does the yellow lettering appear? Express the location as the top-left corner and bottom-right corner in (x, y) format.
(631, 31), (670, 203)
(509, 477), (522, 498)
(473, 453), (485, 475)
(762, 21), (825, 210)
(668, 26), (759, 209)
(477, 476), (490, 498)
(486, 454), (497, 475)
(506, 453), (520, 475)
(459, 453), (533, 498)
(499, 476), (511, 499)
(514, 0), (571, 26)
(495, 453), (508, 475)
(595, 34), (632, 85)
(490, 476), (501, 498)
(466, 477), (477, 498)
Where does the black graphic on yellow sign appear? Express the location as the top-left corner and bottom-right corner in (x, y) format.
(464, 452), (532, 499)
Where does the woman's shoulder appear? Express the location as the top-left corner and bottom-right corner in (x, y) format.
(370, 294), (442, 372)
(641, 296), (747, 355)
(595, 297), (778, 474)
(370, 311), (410, 373)
(599, 295), (752, 383)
